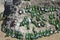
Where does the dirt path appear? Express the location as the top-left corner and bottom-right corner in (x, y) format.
(0, 4), (4, 13)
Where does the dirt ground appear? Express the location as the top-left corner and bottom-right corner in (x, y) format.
(0, 2), (60, 40)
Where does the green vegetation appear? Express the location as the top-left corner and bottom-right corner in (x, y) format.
(49, 18), (60, 31)
(15, 31), (23, 39)
(49, 14), (55, 19)
(5, 28), (13, 37)
(49, 28), (54, 34)
(5, 29), (23, 39)
(44, 6), (56, 12)
(2, 4), (60, 40)
(25, 33), (32, 40)
(48, 6), (56, 12)
(43, 30), (50, 36)
(40, 21), (45, 27)
(56, 24), (60, 31)
(30, 11), (36, 18)
(32, 21), (39, 27)
(36, 16), (40, 21)
(20, 17), (30, 30)
(20, 17), (28, 26)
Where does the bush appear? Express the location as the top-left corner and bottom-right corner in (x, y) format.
(40, 21), (45, 27)
(49, 14), (55, 19)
